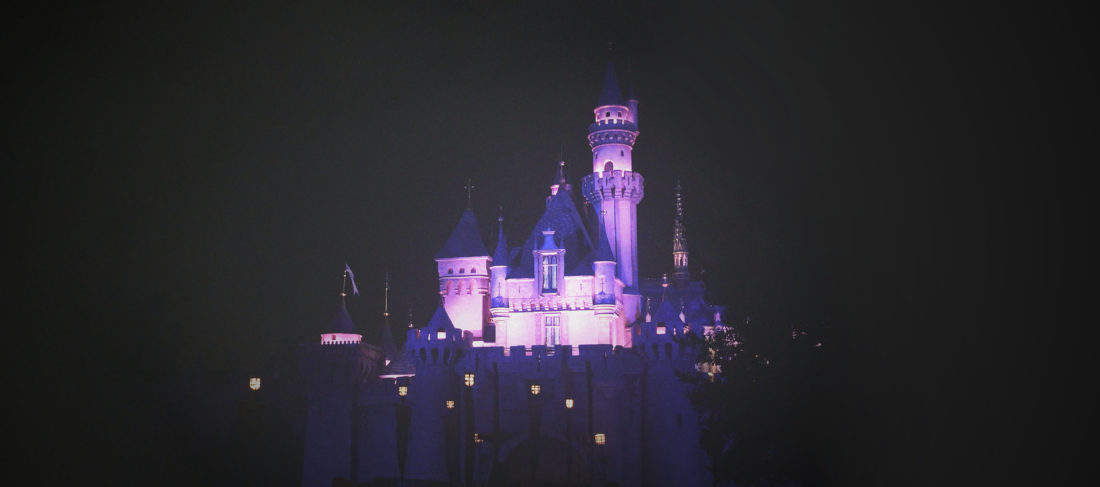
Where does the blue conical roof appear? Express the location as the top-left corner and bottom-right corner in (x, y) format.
(592, 219), (616, 262)
(492, 219), (509, 266)
(379, 317), (397, 355)
(325, 302), (358, 334)
(597, 61), (625, 106)
(652, 300), (684, 326)
(423, 305), (456, 331)
(435, 209), (489, 259)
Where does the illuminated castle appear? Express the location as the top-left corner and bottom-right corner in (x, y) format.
(298, 62), (724, 487)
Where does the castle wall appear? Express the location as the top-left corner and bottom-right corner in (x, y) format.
(333, 343), (710, 487)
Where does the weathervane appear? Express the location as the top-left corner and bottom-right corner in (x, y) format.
(464, 178), (475, 209)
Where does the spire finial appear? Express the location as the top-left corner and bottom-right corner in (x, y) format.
(383, 271), (390, 318)
(464, 179), (475, 209)
(341, 269), (347, 303)
(498, 205), (504, 223)
(408, 308), (414, 328)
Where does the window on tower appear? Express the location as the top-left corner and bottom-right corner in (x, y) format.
(541, 255), (558, 293)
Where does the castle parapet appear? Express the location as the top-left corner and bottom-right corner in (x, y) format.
(582, 170), (644, 204)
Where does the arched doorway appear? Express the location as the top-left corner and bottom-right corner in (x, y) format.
(489, 436), (590, 487)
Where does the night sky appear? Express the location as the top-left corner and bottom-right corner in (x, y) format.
(9, 1), (1089, 485)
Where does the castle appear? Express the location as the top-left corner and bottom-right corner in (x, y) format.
(298, 62), (725, 487)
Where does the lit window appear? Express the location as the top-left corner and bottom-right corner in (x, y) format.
(474, 433), (484, 444)
(464, 372), (475, 387)
(565, 398), (574, 409)
(249, 377), (261, 391)
(594, 433), (606, 445)
(541, 255), (558, 293)
(445, 400), (455, 409)
(398, 385), (408, 397)
(530, 384), (541, 396)
(437, 328), (447, 339)
(656, 323), (666, 335)
(544, 315), (560, 347)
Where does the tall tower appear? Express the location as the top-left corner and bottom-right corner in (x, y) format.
(582, 61), (644, 296)
(672, 178), (690, 285)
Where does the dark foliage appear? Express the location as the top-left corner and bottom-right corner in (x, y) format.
(683, 314), (828, 486)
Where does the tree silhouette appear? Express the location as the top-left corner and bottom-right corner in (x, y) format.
(683, 313), (828, 486)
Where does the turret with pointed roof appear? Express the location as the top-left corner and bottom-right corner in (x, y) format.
(597, 61), (625, 107)
(435, 208), (489, 259)
(434, 189), (492, 339)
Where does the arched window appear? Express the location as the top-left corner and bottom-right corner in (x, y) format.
(459, 268), (465, 274)
(604, 161), (614, 172)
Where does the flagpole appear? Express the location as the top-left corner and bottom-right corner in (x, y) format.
(341, 268), (348, 306)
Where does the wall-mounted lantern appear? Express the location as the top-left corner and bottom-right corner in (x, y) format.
(565, 398), (574, 409)
(529, 384), (541, 396)
(464, 372), (475, 387)
(445, 400), (455, 409)
(398, 385), (408, 397)
(249, 377), (261, 391)
(594, 433), (606, 446)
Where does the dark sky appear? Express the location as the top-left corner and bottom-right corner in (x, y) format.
(9, 1), (1090, 484)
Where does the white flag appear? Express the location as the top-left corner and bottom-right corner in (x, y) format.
(345, 262), (360, 296)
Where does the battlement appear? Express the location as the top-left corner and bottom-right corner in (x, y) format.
(632, 321), (703, 362)
(587, 118), (638, 134)
(405, 327), (471, 366)
(582, 170), (644, 203)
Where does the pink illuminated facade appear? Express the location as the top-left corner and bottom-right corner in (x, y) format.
(298, 61), (723, 487)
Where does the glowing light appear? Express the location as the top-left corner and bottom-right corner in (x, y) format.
(565, 398), (574, 409)
(656, 323), (666, 335)
(249, 377), (261, 391)
(474, 433), (484, 444)
(398, 385), (408, 397)
(530, 384), (541, 396)
(594, 433), (606, 446)
(445, 400), (455, 409)
(437, 329), (447, 339)
(464, 372), (475, 387)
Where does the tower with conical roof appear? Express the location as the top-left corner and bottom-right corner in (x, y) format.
(298, 276), (384, 487)
(435, 186), (491, 342)
(488, 209), (511, 344)
(582, 59), (644, 322)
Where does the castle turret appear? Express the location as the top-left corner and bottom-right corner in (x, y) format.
(435, 203), (491, 341)
(583, 61), (643, 320)
(298, 294), (383, 487)
(488, 211), (510, 344)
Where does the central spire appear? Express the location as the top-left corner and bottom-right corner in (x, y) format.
(672, 178), (690, 284)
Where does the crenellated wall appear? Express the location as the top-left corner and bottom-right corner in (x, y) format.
(311, 340), (711, 487)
